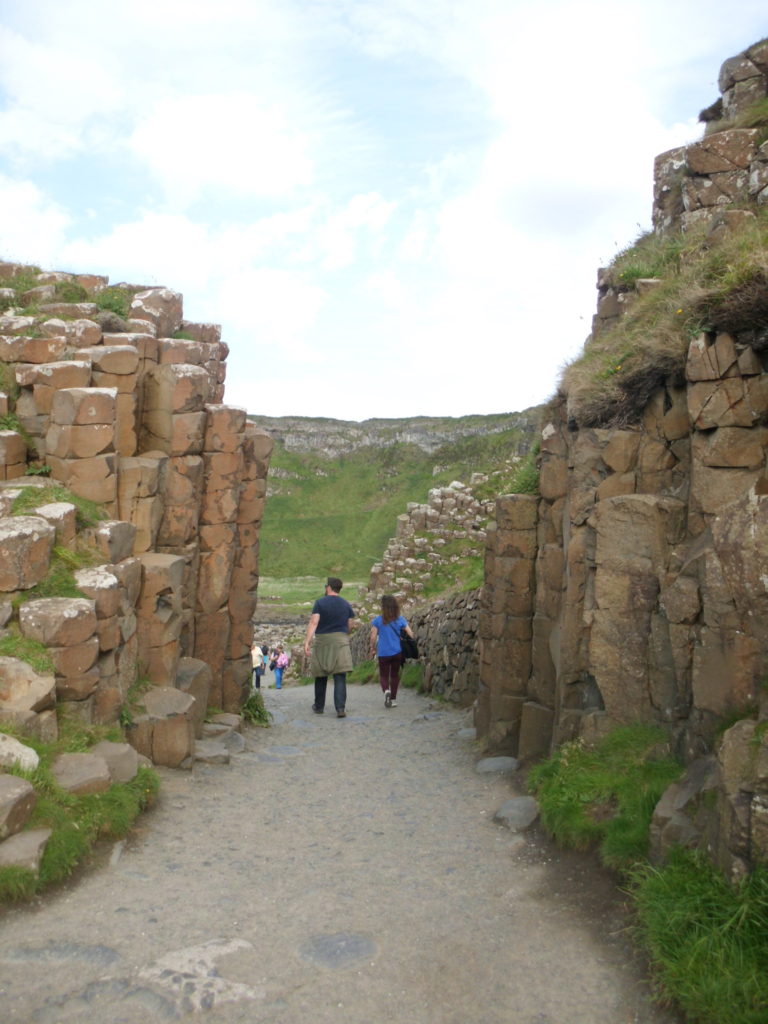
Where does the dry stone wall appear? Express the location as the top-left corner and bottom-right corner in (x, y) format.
(360, 479), (489, 608)
(476, 41), (768, 878)
(0, 266), (273, 774)
(352, 479), (489, 705)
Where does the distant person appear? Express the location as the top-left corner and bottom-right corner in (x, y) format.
(304, 577), (355, 718)
(251, 641), (265, 691)
(273, 645), (289, 689)
(370, 595), (415, 708)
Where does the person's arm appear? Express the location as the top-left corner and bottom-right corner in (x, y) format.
(304, 613), (320, 656)
(369, 625), (378, 658)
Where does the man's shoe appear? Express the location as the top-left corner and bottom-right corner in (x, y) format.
(337, 710), (346, 718)
(312, 704), (324, 714)
(384, 690), (392, 708)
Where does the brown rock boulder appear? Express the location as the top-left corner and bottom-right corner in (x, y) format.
(90, 740), (139, 783)
(0, 657), (56, 712)
(19, 597), (97, 646)
(176, 657), (212, 738)
(52, 752), (112, 794)
(0, 515), (55, 590)
(50, 387), (116, 425)
(0, 775), (36, 839)
(0, 828), (52, 873)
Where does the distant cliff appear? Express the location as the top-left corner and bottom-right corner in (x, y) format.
(247, 410), (542, 458)
(253, 410), (542, 579)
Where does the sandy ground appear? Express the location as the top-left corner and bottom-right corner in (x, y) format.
(0, 683), (681, 1024)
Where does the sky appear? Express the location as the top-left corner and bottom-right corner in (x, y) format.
(0, 2), (765, 422)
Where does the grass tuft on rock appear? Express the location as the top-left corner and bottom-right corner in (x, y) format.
(0, 627), (54, 674)
(241, 690), (271, 727)
(11, 483), (106, 529)
(562, 207), (768, 427)
(93, 285), (132, 319)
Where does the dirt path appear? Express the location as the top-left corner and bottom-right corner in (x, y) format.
(0, 685), (680, 1024)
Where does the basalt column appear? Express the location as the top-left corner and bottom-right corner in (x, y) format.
(476, 494), (537, 753)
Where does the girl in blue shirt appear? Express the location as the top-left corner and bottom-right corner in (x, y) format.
(369, 595), (416, 708)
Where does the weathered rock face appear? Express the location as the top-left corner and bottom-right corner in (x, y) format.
(0, 274), (273, 772)
(475, 41), (768, 876)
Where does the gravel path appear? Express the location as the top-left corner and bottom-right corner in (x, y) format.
(0, 684), (680, 1024)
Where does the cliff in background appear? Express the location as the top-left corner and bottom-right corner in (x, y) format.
(248, 410), (541, 457)
(252, 410), (541, 580)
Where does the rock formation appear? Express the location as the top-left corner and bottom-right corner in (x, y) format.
(476, 39), (768, 878)
(0, 272), (273, 780)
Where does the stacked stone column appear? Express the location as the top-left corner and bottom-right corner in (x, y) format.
(476, 494), (537, 754)
(226, 423), (273, 706)
(46, 388), (119, 515)
(193, 405), (244, 707)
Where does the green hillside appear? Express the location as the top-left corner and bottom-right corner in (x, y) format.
(258, 423), (539, 580)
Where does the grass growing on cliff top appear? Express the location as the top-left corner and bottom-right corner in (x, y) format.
(527, 724), (682, 870)
(629, 849), (768, 1024)
(562, 207), (768, 427)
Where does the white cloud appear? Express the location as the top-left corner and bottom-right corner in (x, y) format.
(0, 0), (766, 422)
(129, 93), (315, 203)
(0, 175), (70, 265)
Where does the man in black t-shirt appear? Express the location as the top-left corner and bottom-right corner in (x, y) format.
(304, 577), (355, 717)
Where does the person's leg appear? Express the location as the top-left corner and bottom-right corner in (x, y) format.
(378, 656), (390, 693)
(275, 667), (283, 688)
(333, 673), (347, 713)
(314, 676), (328, 711)
(389, 656), (402, 700)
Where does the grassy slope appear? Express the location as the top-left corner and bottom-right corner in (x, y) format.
(259, 425), (536, 580)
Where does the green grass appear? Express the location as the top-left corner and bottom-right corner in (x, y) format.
(527, 724), (682, 870)
(93, 285), (132, 319)
(348, 659), (377, 685)
(11, 483), (106, 529)
(0, 729), (159, 903)
(563, 207), (768, 426)
(53, 281), (88, 303)
(400, 661), (424, 690)
(241, 690), (271, 727)
(0, 627), (54, 674)
(12, 544), (96, 611)
(258, 425), (536, 581)
(629, 849), (768, 1024)
(347, 658), (423, 691)
(0, 362), (19, 398)
(419, 554), (484, 600)
(257, 576), (366, 616)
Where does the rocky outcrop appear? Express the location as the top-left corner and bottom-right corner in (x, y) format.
(476, 41), (768, 878)
(654, 39), (768, 236)
(0, 270), (273, 771)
